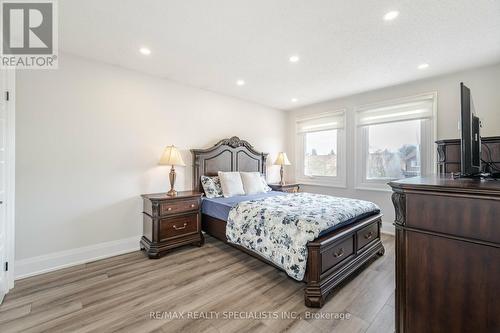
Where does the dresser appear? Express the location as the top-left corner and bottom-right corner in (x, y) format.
(141, 191), (204, 258)
(389, 176), (500, 333)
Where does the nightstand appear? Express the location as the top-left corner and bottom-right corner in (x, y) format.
(268, 183), (301, 193)
(140, 191), (204, 258)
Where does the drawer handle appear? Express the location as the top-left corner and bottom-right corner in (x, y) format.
(364, 231), (374, 240)
(173, 223), (187, 230)
(333, 248), (344, 258)
(167, 207), (172, 211)
(190, 204), (195, 208)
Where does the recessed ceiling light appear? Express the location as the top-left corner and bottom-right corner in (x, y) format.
(291, 98), (298, 103)
(139, 47), (151, 55)
(383, 11), (399, 21)
(418, 63), (429, 70)
(289, 55), (300, 63)
(236, 79), (245, 86)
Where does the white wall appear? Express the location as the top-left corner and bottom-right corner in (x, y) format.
(15, 54), (286, 274)
(286, 63), (500, 233)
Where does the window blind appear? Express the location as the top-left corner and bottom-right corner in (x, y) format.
(357, 95), (434, 126)
(296, 111), (345, 133)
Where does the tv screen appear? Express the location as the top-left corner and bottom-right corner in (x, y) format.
(460, 83), (481, 176)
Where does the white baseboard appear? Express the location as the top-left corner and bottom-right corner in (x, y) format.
(14, 236), (141, 280)
(381, 222), (395, 236)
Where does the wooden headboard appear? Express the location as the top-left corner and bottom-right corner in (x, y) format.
(190, 136), (268, 192)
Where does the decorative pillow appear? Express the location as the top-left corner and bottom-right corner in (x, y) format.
(260, 175), (272, 192)
(200, 176), (223, 198)
(240, 172), (267, 195)
(218, 171), (245, 198)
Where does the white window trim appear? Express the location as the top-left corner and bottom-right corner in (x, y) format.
(355, 92), (437, 191)
(295, 110), (347, 188)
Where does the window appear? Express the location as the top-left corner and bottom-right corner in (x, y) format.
(366, 120), (421, 180)
(356, 93), (436, 190)
(296, 111), (346, 187)
(304, 129), (338, 177)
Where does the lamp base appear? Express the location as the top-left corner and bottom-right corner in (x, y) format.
(167, 166), (177, 196)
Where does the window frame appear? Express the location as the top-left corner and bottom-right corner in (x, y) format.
(295, 110), (347, 188)
(355, 93), (437, 191)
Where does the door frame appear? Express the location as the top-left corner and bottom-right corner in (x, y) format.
(3, 69), (15, 291)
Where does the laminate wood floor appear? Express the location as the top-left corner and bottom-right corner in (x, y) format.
(0, 234), (395, 333)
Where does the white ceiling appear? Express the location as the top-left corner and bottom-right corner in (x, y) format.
(60, 0), (500, 110)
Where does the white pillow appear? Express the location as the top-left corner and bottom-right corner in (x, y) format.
(218, 171), (245, 198)
(240, 172), (267, 195)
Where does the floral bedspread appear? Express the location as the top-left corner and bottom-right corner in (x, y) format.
(226, 193), (380, 281)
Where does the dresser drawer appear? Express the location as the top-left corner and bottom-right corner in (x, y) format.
(160, 198), (199, 216)
(407, 193), (500, 243)
(321, 236), (354, 273)
(357, 221), (379, 251)
(159, 213), (199, 241)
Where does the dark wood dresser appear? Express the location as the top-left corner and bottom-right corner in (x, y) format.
(140, 191), (204, 258)
(389, 176), (500, 333)
(436, 136), (500, 174)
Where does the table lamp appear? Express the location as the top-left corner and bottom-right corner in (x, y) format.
(159, 145), (185, 196)
(274, 152), (291, 185)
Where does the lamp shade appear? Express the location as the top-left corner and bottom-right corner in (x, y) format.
(274, 152), (291, 166)
(159, 145), (185, 166)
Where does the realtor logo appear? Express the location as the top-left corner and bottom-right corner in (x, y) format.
(1, 0), (58, 69)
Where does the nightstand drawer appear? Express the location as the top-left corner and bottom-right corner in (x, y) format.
(160, 199), (199, 216)
(159, 213), (199, 241)
(268, 183), (301, 193)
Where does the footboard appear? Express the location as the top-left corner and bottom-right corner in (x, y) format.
(304, 214), (385, 307)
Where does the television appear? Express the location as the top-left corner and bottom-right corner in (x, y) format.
(460, 82), (481, 177)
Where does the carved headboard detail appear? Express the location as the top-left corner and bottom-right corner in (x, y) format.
(190, 136), (268, 192)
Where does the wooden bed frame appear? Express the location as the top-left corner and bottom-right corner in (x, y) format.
(191, 136), (385, 308)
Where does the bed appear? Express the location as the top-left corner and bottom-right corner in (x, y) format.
(191, 136), (385, 308)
